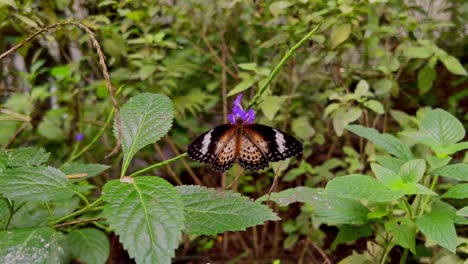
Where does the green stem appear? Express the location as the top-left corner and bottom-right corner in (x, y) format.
(129, 153), (188, 177)
(417, 175), (439, 216)
(399, 248), (408, 264)
(403, 198), (413, 219)
(49, 196), (103, 226)
(380, 242), (394, 264)
(247, 22), (322, 109)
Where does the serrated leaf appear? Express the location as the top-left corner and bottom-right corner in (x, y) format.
(265, 187), (369, 225)
(176, 185), (278, 235)
(67, 228), (109, 264)
(346, 125), (413, 161)
(418, 64), (436, 95)
(0, 166), (76, 202)
(6, 147), (50, 167)
(103, 177), (184, 264)
(399, 159), (426, 183)
(115, 93), (174, 173)
(442, 184), (468, 199)
(370, 163), (401, 187)
(0, 227), (65, 263)
(415, 210), (457, 253)
(419, 109), (465, 147)
(385, 219), (416, 254)
(363, 100), (384, 114)
(439, 55), (467, 76)
(325, 174), (404, 202)
(331, 24), (351, 48)
(61, 163), (110, 182)
(434, 163), (468, 181)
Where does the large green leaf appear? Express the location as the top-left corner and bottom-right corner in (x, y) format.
(415, 210), (457, 253)
(103, 176), (184, 264)
(385, 218), (416, 254)
(0, 227), (65, 263)
(5, 147), (50, 168)
(0, 166), (76, 202)
(434, 163), (468, 181)
(325, 174), (404, 202)
(399, 159), (426, 183)
(267, 187), (369, 225)
(176, 185), (279, 235)
(67, 228), (110, 264)
(419, 109), (465, 147)
(370, 163), (401, 187)
(442, 184), (468, 199)
(60, 162), (110, 182)
(115, 93), (174, 173)
(346, 125), (413, 160)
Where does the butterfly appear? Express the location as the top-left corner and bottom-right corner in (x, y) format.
(187, 122), (303, 172)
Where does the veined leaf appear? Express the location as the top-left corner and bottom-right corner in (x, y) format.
(61, 162), (110, 182)
(0, 166), (76, 202)
(442, 184), (468, 199)
(457, 206), (468, 217)
(400, 183), (437, 196)
(115, 93), (174, 174)
(434, 163), (468, 181)
(331, 224), (372, 250)
(176, 185), (278, 235)
(415, 210), (457, 253)
(375, 155), (405, 172)
(67, 228), (110, 264)
(370, 163), (401, 187)
(426, 156), (451, 170)
(399, 159), (426, 183)
(0, 227), (65, 263)
(419, 109), (465, 147)
(346, 125), (413, 161)
(325, 174), (404, 202)
(385, 219), (416, 254)
(103, 177), (184, 264)
(6, 147), (50, 168)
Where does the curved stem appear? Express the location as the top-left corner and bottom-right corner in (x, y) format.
(247, 22), (322, 109)
(129, 153), (188, 177)
(49, 196), (103, 226)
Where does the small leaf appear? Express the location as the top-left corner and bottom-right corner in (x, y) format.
(372, 79), (393, 96)
(457, 206), (468, 217)
(418, 64), (436, 95)
(0, 0), (17, 8)
(0, 166), (76, 202)
(370, 163), (401, 187)
(103, 176), (184, 264)
(237, 63), (257, 71)
(325, 174), (404, 202)
(418, 109), (465, 147)
(415, 210), (457, 253)
(61, 163), (110, 182)
(403, 46), (432, 59)
(434, 163), (468, 181)
(385, 219), (416, 254)
(269, 1), (292, 17)
(375, 156), (405, 172)
(400, 182), (437, 196)
(346, 125), (413, 161)
(399, 159), (426, 183)
(292, 117), (315, 140)
(260, 95), (288, 121)
(333, 107), (362, 136)
(323, 103), (340, 118)
(331, 224), (372, 250)
(355, 80), (369, 96)
(439, 55), (467, 76)
(176, 186), (278, 235)
(227, 77), (255, 96)
(426, 156), (452, 170)
(442, 184), (468, 199)
(67, 228), (110, 264)
(116, 93), (174, 173)
(331, 24), (351, 48)
(0, 227), (65, 263)
(139, 65), (157, 80)
(363, 100), (385, 114)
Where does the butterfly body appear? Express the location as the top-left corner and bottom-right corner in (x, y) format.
(188, 120), (303, 172)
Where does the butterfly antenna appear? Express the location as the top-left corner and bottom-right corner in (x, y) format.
(226, 167), (244, 189)
(267, 161), (283, 200)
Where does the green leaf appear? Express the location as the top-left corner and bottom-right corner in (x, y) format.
(399, 159), (426, 183)
(269, 1), (293, 17)
(418, 64), (436, 95)
(139, 65), (157, 80)
(434, 163), (468, 181)
(331, 224), (372, 250)
(375, 155), (405, 172)
(292, 116), (315, 140)
(331, 24), (351, 48)
(325, 174), (404, 202)
(372, 79), (393, 96)
(426, 156), (451, 170)
(415, 210), (457, 253)
(457, 206), (468, 217)
(176, 185), (278, 235)
(0, 0), (17, 8)
(67, 228), (110, 264)
(103, 176), (184, 264)
(61, 163), (110, 182)
(442, 184), (468, 199)
(439, 55), (467, 76)
(385, 219), (416, 254)
(266, 187), (369, 225)
(116, 93), (174, 174)
(0, 227), (65, 263)
(6, 147), (50, 167)
(370, 163), (401, 188)
(332, 107), (362, 136)
(0, 166), (76, 202)
(346, 125), (413, 161)
(227, 76), (255, 96)
(403, 46), (432, 59)
(419, 109), (465, 147)
(400, 183), (437, 196)
(363, 100), (385, 114)
(260, 95), (288, 121)
(444, 142), (468, 155)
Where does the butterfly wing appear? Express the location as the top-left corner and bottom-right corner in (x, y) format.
(187, 124), (237, 171)
(243, 124), (303, 163)
(237, 133), (270, 171)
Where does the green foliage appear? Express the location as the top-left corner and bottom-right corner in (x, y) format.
(66, 228), (110, 264)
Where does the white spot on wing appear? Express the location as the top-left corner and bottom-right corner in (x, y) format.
(274, 129), (286, 153)
(200, 131), (212, 154)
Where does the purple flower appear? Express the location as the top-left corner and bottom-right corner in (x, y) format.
(75, 133), (84, 142)
(227, 94), (255, 124)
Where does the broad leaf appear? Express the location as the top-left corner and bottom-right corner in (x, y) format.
(415, 210), (457, 253)
(419, 109), (465, 147)
(375, 155), (405, 172)
(400, 183), (437, 196)
(325, 174), (404, 202)
(399, 159), (426, 183)
(385, 218), (416, 254)
(267, 187), (369, 225)
(331, 23), (351, 47)
(346, 125), (413, 160)
(115, 93), (174, 173)
(176, 185), (278, 235)
(439, 54), (467, 76)
(457, 206), (468, 217)
(0, 166), (76, 202)
(434, 163), (468, 181)
(0, 227), (65, 263)
(370, 163), (401, 187)
(426, 156), (451, 170)
(417, 64), (435, 95)
(103, 176), (184, 264)
(6, 147), (50, 168)
(67, 228), (110, 264)
(61, 162), (110, 182)
(442, 184), (468, 199)
(331, 224), (372, 250)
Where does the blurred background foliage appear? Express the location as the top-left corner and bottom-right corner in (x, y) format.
(0, 0), (467, 262)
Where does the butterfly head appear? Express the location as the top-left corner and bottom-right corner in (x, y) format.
(227, 93), (255, 125)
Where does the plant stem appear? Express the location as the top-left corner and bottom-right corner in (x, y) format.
(399, 248), (408, 264)
(247, 22), (322, 109)
(403, 198), (413, 219)
(49, 196), (103, 226)
(380, 242), (394, 264)
(129, 153), (188, 177)
(417, 175), (439, 216)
